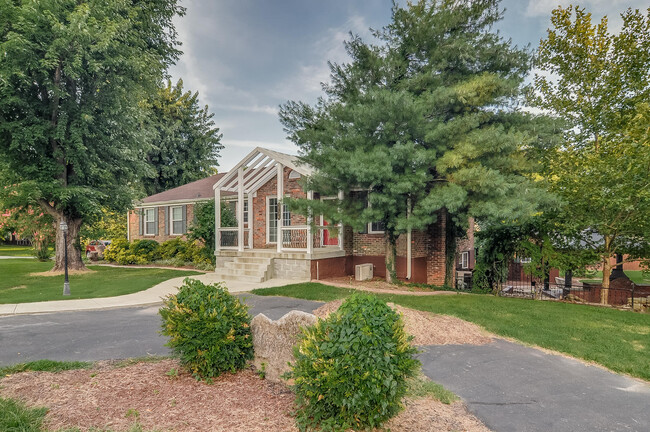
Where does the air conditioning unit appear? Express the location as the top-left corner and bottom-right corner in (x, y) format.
(355, 263), (373, 281)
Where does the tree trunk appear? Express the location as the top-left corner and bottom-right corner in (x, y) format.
(385, 235), (397, 284)
(601, 257), (612, 305)
(52, 216), (86, 272)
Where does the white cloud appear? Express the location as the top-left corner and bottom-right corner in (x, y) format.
(272, 14), (373, 102)
(215, 104), (278, 116)
(525, 0), (632, 18)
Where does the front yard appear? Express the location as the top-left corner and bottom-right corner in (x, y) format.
(0, 259), (200, 304)
(252, 283), (650, 381)
(0, 244), (39, 257)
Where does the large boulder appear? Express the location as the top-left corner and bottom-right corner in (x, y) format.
(250, 310), (317, 382)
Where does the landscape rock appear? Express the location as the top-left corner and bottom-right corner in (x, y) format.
(250, 310), (317, 382)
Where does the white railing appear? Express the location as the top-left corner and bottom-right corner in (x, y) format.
(218, 228), (250, 249)
(279, 225), (341, 251)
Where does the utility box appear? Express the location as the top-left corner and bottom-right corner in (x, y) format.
(355, 264), (373, 281)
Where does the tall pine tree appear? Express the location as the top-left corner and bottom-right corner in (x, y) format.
(280, 0), (546, 282)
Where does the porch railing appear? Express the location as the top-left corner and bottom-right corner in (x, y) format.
(279, 225), (342, 251)
(218, 228), (250, 249)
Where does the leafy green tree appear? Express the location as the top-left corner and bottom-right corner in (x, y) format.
(0, 0), (183, 271)
(80, 208), (128, 242)
(533, 6), (650, 303)
(143, 79), (223, 196)
(280, 0), (546, 282)
(189, 200), (236, 256)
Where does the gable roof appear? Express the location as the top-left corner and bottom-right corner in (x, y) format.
(214, 147), (313, 194)
(139, 174), (231, 205)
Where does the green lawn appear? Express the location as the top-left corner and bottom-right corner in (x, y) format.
(579, 270), (650, 285)
(0, 259), (200, 304)
(0, 244), (36, 257)
(252, 283), (650, 381)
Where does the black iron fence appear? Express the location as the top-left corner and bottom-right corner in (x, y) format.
(455, 272), (649, 309)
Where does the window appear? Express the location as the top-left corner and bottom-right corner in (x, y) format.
(243, 200), (248, 225)
(267, 197), (290, 243)
(369, 221), (385, 234)
(171, 206), (184, 235)
(144, 208), (156, 235)
(461, 251), (469, 269)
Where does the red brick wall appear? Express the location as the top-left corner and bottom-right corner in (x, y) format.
(311, 256), (352, 279)
(426, 211), (447, 286)
(252, 167), (307, 249)
(129, 204), (196, 243)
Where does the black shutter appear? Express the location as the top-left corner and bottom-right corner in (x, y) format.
(181, 204), (187, 234)
(164, 206), (169, 235)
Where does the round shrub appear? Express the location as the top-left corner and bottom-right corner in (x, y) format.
(130, 239), (161, 261)
(159, 279), (253, 379)
(289, 293), (420, 431)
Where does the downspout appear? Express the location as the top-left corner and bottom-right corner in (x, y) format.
(407, 197), (412, 280)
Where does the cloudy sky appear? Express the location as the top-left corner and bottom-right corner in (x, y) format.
(168, 0), (646, 171)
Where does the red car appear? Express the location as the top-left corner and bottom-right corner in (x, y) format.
(85, 240), (111, 259)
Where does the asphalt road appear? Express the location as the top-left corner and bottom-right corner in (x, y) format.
(0, 294), (323, 365)
(419, 340), (650, 432)
(1, 295), (649, 432)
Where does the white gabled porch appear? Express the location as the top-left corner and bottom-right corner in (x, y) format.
(212, 147), (345, 282)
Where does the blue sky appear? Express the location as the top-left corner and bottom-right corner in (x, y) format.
(168, 0), (646, 171)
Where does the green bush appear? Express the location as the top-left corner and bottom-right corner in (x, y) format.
(159, 279), (253, 379)
(130, 239), (161, 261)
(289, 293), (420, 431)
(103, 238), (130, 262)
(159, 238), (185, 260)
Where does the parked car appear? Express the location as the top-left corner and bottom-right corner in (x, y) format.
(85, 240), (111, 259)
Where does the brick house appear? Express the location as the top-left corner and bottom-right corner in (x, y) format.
(213, 147), (451, 285)
(127, 174), (230, 242)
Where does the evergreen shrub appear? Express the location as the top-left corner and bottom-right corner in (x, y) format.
(159, 279), (253, 379)
(289, 293), (420, 431)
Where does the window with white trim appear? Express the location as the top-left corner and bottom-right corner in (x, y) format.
(461, 251), (469, 269)
(171, 206), (184, 235)
(267, 197), (290, 243)
(243, 200), (248, 225)
(144, 208), (156, 235)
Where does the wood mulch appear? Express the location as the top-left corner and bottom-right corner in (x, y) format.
(320, 277), (463, 296)
(0, 359), (490, 432)
(313, 300), (493, 346)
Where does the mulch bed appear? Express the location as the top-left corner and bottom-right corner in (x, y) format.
(0, 358), (491, 431)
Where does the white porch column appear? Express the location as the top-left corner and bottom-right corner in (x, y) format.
(276, 162), (284, 253)
(407, 197), (412, 280)
(306, 190), (313, 255)
(237, 167), (244, 252)
(247, 193), (254, 249)
(214, 187), (221, 254)
(338, 190), (344, 251)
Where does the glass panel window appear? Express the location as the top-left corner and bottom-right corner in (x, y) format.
(268, 198), (278, 243)
(145, 208), (156, 235)
(461, 251), (469, 269)
(369, 221), (385, 233)
(171, 206), (183, 235)
(243, 200), (248, 224)
(267, 197), (290, 243)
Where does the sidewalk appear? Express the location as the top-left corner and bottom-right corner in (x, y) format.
(0, 274), (306, 316)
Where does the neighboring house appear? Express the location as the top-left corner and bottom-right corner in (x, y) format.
(213, 147), (450, 285)
(127, 174), (230, 242)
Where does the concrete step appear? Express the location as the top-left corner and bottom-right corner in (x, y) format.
(211, 273), (266, 283)
(231, 256), (273, 264)
(214, 267), (270, 278)
(223, 261), (269, 271)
